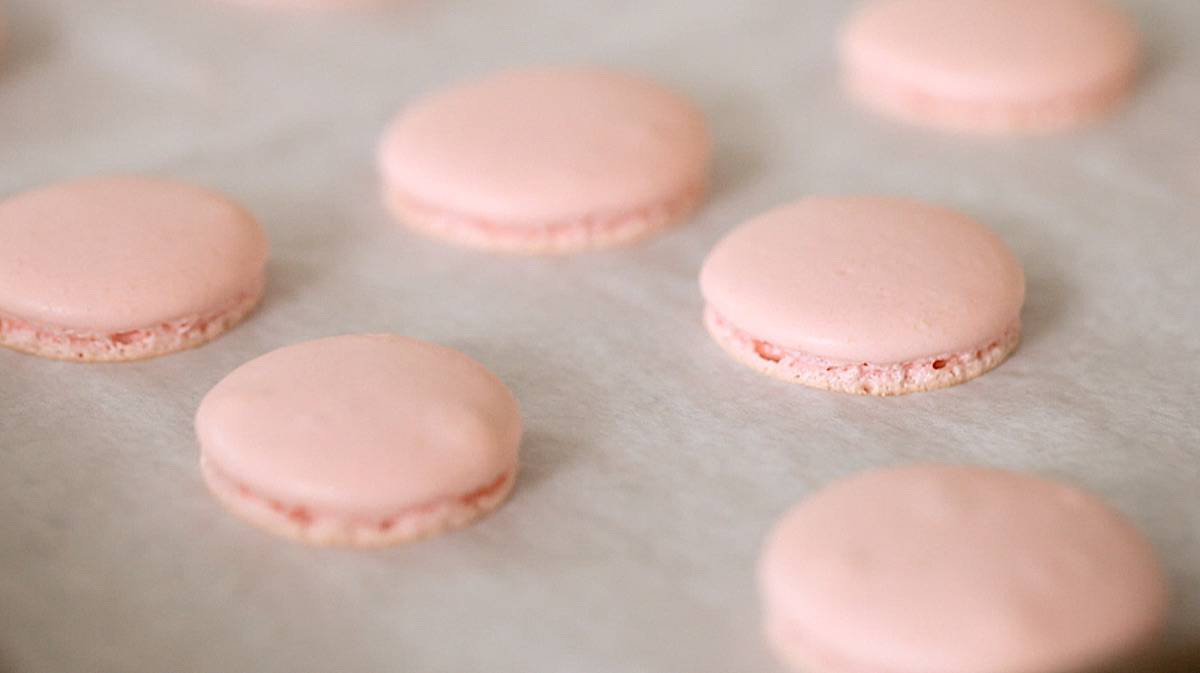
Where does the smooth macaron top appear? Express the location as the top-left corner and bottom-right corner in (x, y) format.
(841, 0), (1139, 103)
(196, 334), (522, 519)
(0, 177), (268, 332)
(700, 197), (1024, 363)
(224, 0), (378, 9)
(760, 465), (1169, 673)
(378, 66), (711, 225)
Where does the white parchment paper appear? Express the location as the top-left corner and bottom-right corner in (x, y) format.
(1, 1), (1197, 671)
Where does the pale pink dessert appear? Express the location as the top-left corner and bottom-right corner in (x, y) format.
(378, 67), (711, 254)
(0, 177), (268, 362)
(699, 197), (1025, 395)
(196, 334), (522, 547)
(759, 465), (1169, 673)
(223, 0), (379, 9)
(840, 0), (1141, 133)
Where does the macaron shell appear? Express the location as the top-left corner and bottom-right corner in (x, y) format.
(223, 0), (381, 9)
(378, 67), (711, 226)
(700, 197), (1024, 363)
(0, 177), (268, 333)
(841, 0), (1139, 104)
(196, 334), (522, 520)
(760, 465), (1169, 673)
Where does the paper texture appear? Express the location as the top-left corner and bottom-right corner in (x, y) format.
(1, 1), (1197, 671)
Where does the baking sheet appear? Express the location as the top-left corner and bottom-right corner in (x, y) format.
(1, 1), (1197, 671)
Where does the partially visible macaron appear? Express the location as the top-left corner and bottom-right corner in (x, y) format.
(840, 0), (1140, 133)
(378, 66), (711, 254)
(759, 465), (1170, 673)
(196, 334), (522, 547)
(700, 196), (1024, 395)
(222, 0), (380, 9)
(0, 177), (268, 362)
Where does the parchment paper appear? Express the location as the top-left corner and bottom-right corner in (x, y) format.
(1, 1), (1197, 671)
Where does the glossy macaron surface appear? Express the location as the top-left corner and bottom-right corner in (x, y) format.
(196, 334), (521, 521)
(0, 177), (267, 333)
(760, 465), (1169, 673)
(700, 196), (1024, 364)
(379, 66), (710, 226)
(840, 0), (1140, 130)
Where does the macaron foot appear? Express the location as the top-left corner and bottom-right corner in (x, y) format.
(202, 456), (516, 547)
(704, 307), (1021, 396)
(383, 183), (705, 255)
(844, 67), (1137, 135)
(0, 284), (263, 363)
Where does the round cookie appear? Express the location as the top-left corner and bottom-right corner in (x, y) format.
(223, 0), (378, 8)
(759, 465), (1169, 673)
(378, 66), (711, 254)
(840, 0), (1141, 133)
(0, 177), (268, 362)
(196, 334), (522, 547)
(699, 196), (1024, 395)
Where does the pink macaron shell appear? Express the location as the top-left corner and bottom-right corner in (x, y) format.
(196, 335), (521, 527)
(378, 66), (711, 230)
(222, 0), (383, 9)
(0, 177), (268, 334)
(700, 197), (1024, 365)
(759, 465), (1169, 673)
(841, 0), (1139, 131)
